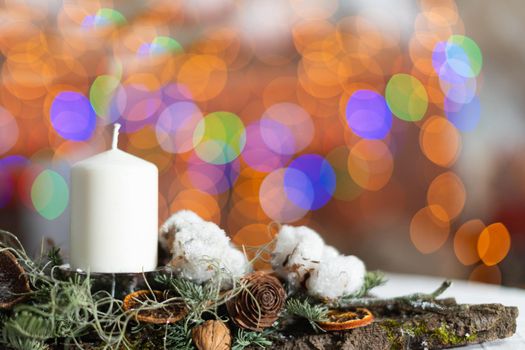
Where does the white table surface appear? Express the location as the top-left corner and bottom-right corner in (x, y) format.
(374, 273), (525, 349)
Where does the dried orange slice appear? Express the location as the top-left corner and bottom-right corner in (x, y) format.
(123, 290), (188, 324)
(317, 308), (374, 331)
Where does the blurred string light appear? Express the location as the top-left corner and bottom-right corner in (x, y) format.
(241, 121), (292, 172)
(50, 91), (96, 141)
(444, 96), (480, 132)
(478, 223), (511, 266)
(347, 140), (393, 191)
(419, 116), (461, 167)
(284, 154), (336, 211)
(193, 111), (246, 165)
(385, 73), (429, 122)
(426, 171), (465, 221)
(410, 205), (450, 254)
(30, 169), (69, 220)
(454, 219), (485, 266)
(185, 153), (240, 194)
(137, 37), (183, 57)
(0, 0), (513, 281)
(89, 75), (121, 119)
(82, 8), (127, 29)
(345, 90), (392, 139)
(259, 103), (314, 156)
(432, 34), (482, 130)
(156, 101), (203, 154)
(111, 82), (163, 133)
(259, 168), (309, 223)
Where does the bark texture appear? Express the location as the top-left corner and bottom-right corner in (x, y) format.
(255, 301), (518, 350)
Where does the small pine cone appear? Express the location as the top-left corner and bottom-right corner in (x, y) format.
(0, 250), (31, 309)
(192, 320), (231, 350)
(226, 271), (286, 332)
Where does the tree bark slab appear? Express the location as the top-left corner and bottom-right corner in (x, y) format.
(258, 301), (518, 350)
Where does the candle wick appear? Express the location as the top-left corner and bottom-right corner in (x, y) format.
(112, 123), (121, 150)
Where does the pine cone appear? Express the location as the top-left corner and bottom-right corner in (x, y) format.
(192, 320), (231, 350)
(0, 250), (31, 309)
(226, 271), (285, 331)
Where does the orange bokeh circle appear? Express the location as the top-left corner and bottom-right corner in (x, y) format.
(453, 219), (485, 266)
(420, 116), (461, 167)
(427, 171), (466, 221)
(410, 205), (450, 254)
(478, 223), (511, 266)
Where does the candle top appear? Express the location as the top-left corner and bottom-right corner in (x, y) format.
(71, 123), (158, 172)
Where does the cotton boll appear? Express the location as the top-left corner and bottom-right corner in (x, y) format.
(223, 247), (251, 276)
(159, 210), (204, 253)
(271, 225), (301, 268)
(221, 247), (252, 288)
(170, 220), (252, 285)
(271, 225), (324, 267)
(306, 255), (366, 300)
(160, 210), (204, 233)
(271, 225), (325, 290)
(322, 245), (339, 261)
(170, 221), (232, 284)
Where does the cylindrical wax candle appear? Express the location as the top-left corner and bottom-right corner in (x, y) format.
(70, 124), (158, 273)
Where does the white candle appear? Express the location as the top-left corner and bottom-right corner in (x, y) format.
(69, 124), (158, 273)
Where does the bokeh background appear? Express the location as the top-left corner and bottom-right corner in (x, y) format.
(0, 0), (523, 287)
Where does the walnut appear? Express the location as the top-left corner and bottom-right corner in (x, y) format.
(192, 320), (231, 350)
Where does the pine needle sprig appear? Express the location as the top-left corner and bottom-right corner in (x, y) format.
(285, 298), (329, 332)
(2, 335), (49, 350)
(162, 276), (211, 308)
(155, 274), (216, 326)
(340, 270), (387, 301)
(47, 247), (63, 268)
(164, 322), (194, 350)
(155, 262), (249, 325)
(2, 309), (54, 341)
(232, 328), (273, 350)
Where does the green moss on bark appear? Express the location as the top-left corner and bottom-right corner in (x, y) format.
(380, 318), (477, 349)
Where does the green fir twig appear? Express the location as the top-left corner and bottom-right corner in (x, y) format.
(334, 270), (388, 305)
(47, 247), (63, 268)
(164, 323), (194, 350)
(232, 328), (273, 350)
(285, 298), (329, 332)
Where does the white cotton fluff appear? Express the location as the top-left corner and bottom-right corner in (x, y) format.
(170, 220), (251, 285)
(159, 210), (204, 253)
(222, 247), (252, 280)
(271, 225), (325, 289)
(306, 255), (366, 300)
(322, 245), (339, 261)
